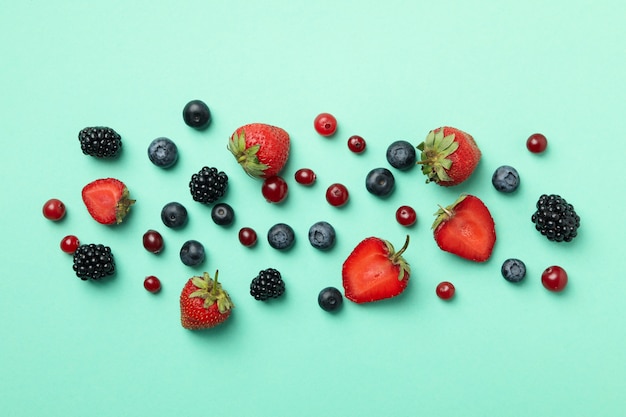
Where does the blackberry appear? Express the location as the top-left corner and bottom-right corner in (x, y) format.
(78, 127), (122, 158)
(189, 166), (228, 204)
(531, 194), (580, 242)
(250, 268), (285, 301)
(72, 244), (116, 280)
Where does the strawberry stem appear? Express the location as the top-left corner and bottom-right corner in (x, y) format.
(212, 270), (219, 296)
(392, 235), (410, 262)
(438, 204), (453, 217)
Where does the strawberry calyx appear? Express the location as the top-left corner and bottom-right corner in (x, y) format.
(384, 235), (411, 281)
(432, 194), (468, 230)
(115, 187), (135, 224)
(416, 127), (459, 183)
(188, 270), (234, 314)
(227, 130), (268, 178)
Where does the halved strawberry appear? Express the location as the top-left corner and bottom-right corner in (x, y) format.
(432, 194), (496, 262)
(81, 178), (135, 225)
(227, 123), (290, 179)
(180, 271), (234, 330)
(342, 236), (411, 303)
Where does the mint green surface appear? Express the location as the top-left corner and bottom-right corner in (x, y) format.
(2, 1), (625, 416)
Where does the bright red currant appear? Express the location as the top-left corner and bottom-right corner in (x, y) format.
(238, 227), (258, 247)
(60, 235), (80, 254)
(396, 205), (417, 227)
(347, 135), (366, 153)
(541, 265), (568, 292)
(143, 276), (162, 293)
(326, 183), (349, 207)
(314, 113), (338, 136)
(143, 229), (164, 253)
(526, 133), (548, 153)
(436, 281), (455, 300)
(262, 176), (288, 203)
(295, 168), (316, 186)
(43, 198), (66, 221)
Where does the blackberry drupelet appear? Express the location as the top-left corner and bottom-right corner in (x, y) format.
(189, 166), (228, 204)
(250, 268), (285, 301)
(78, 127), (122, 158)
(531, 194), (580, 242)
(72, 244), (116, 280)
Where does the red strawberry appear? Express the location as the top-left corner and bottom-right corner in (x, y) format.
(432, 194), (496, 262)
(180, 271), (234, 330)
(81, 178), (135, 225)
(417, 126), (481, 186)
(342, 235), (411, 303)
(227, 123), (290, 179)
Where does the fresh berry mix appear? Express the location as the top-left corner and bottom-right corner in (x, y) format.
(436, 281), (455, 300)
(211, 203), (235, 226)
(238, 227), (258, 247)
(541, 265), (568, 292)
(228, 123), (290, 179)
(144, 275), (162, 293)
(531, 194), (580, 242)
(189, 166), (228, 204)
(395, 205), (417, 227)
(72, 243), (116, 281)
(182, 99), (211, 129)
(161, 201), (188, 228)
(308, 221), (336, 250)
(60, 235), (80, 254)
(82, 178), (135, 225)
(492, 165), (520, 193)
(386, 140), (416, 170)
(78, 127), (122, 158)
(326, 183), (349, 207)
(143, 229), (164, 253)
(147, 137), (178, 168)
(347, 135), (366, 153)
(365, 168), (395, 197)
(313, 112), (338, 136)
(318, 287), (343, 312)
(180, 240), (205, 266)
(267, 223), (295, 250)
(180, 271), (234, 330)
(250, 268), (285, 301)
(526, 133), (548, 153)
(262, 176), (288, 203)
(501, 258), (526, 283)
(43, 198), (66, 221)
(294, 168), (316, 185)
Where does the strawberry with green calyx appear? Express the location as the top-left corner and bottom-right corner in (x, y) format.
(432, 194), (496, 262)
(81, 178), (135, 225)
(417, 126), (481, 186)
(227, 123), (290, 179)
(342, 235), (411, 304)
(180, 270), (234, 330)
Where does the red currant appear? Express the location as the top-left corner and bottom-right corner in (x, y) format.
(262, 176), (288, 203)
(347, 135), (366, 153)
(295, 168), (316, 186)
(43, 198), (66, 221)
(526, 133), (548, 153)
(326, 183), (349, 207)
(143, 229), (164, 253)
(395, 205), (417, 227)
(436, 281), (455, 300)
(60, 235), (80, 254)
(314, 113), (338, 136)
(238, 227), (258, 247)
(541, 265), (568, 292)
(143, 276), (162, 293)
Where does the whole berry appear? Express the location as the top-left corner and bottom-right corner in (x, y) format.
(78, 127), (122, 158)
(314, 112), (338, 136)
(326, 183), (349, 207)
(238, 227), (258, 247)
(143, 229), (164, 253)
(161, 202), (188, 228)
(147, 137), (178, 168)
(541, 265), (568, 292)
(180, 240), (205, 266)
(295, 168), (316, 185)
(501, 258), (526, 283)
(189, 166), (228, 204)
(262, 176), (288, 203)
(72, 243), (116, 281)
(211, 203), (235, 226)
(250, 268), (285, 300)
(267, 223), (295, 250)
(436, 281), (455, 300)
(492, 165), (520, 193)
(144, 276), (162, 293)
(395, 205), (417, 227)
(60, 235), (80, 254)
(365, 168), (395, 197)
(182, 99), (211, 129)
(347, 135), (366, 153)
(308, 221), (336, 250)
(386, 140), (416, 170)
(318, 287), (343, 312)
(43, 198), (66, 221)
(531, 194), (580, 242)
(526, 133), (548, 153)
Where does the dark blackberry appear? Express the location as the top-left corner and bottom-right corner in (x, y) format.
(78, 127), (122, 158)
(250, 268), (285, 301)
(72, 244), (116, 280)
(189, 166), (228, 204)
(531, 194), (580, 242)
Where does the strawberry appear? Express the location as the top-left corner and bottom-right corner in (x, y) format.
(227, 123), (290, 179)
(417, 126), (481, 186)
(342, 235), (411, 303)
(180, 271), (234, 330)
(432, 194), (496, 262)
(81, 178), (135, 225)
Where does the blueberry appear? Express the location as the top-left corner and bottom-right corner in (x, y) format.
(161, 202), (188, 228)
(318, 287), (343, 312)
(492, 165), (520, 193)
(365, 167), (395, 197)
(308, 221), (336, 250)
(147, 137), (178, 168)
(211, 203), (235, 226)
(180, 240), (205, 266)
(386, 140), (416, 170)
(501, 258), (526, 282)
(182, 100), (211, 129)
(267, 223), (295, 250)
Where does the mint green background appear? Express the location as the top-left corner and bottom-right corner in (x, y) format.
(1, 1), (625, 416)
